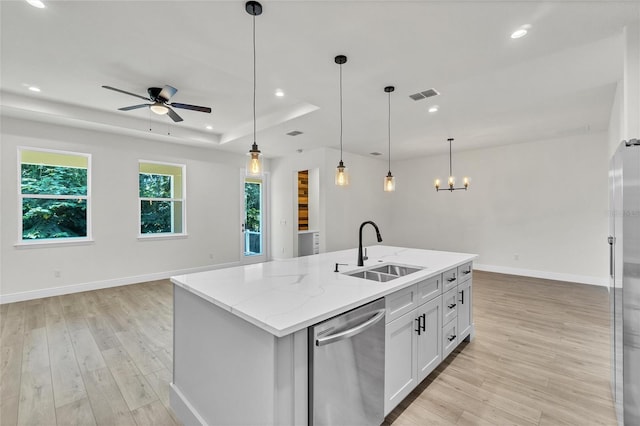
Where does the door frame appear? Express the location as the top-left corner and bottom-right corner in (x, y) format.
(240, 170), (270, 265)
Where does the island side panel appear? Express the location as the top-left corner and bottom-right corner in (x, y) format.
(172, 285), (279, 425)
(274, 328), (308, 424)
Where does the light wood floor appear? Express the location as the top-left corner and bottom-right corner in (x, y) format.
(385, 271), (617, 426)
(0, 271), (616, 425)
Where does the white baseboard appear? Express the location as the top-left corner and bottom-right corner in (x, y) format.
(170, 383), (208, 426)
(0, 261), (240, 304)
(474, 263), (608, 287)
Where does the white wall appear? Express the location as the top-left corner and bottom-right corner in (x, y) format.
(322, 148), (392, 253)
(270, 148), (327, 259)
(609, 82), (624, 157)
(270, 147), (392, 260)
(385, 132), (610, 285)
(623, 21), (640, 143)
(1, 116), (252, 301)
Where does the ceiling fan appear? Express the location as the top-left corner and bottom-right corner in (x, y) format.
(101, 84), (211, 122)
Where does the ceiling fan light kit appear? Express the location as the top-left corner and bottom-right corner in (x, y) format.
(434, 138), (470, 192)
(101, 85), (211, 123)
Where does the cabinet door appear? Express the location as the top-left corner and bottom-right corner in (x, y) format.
(442, 267), (458, 292)
(385, 284), (418, 323)
(458, 262), (473, 283)
(416, 296), (442, 382)
(458, 279), (472, 340)
(417, 275), (441, 305)
(442, 320), (458, 359)
(384, 310), (418, 415)
(442, 287), (458, 326)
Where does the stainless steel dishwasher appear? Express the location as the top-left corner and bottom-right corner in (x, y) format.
(308, 298), (386, 425)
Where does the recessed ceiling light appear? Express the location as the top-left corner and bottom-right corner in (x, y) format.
(428, 105), (439, 113)
(28, 86), (41, 92)
(511, 25), (530, 39)
(275, 89), (284, 97)
(205, 125), (213, 130)
(25, 0), (45, 8)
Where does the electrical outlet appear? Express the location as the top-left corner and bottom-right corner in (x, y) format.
(513, 254), (519, 261)
(54, 270), (61, 278)
(209, 253), (214, 260)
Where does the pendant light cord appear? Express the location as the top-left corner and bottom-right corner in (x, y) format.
(252, 14), (256, 145)
(388, 91), (391, 173)
(339, 63), (343, 162)
(449, 138), (453, 177)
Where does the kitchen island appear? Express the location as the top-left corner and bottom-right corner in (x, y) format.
(170, 245), (476, 425)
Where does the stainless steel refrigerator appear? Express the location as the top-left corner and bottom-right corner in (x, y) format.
(609, 138), (640, 425)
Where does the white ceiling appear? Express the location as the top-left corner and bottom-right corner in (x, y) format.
(1, 0), (639, 160)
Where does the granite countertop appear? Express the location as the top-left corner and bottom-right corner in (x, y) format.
(171, 245), (477, 337)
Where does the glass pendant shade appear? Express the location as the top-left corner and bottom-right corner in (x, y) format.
(384, 172), (396, 192)
(335, 161), (349, 186)
(246, 142), (262, 176)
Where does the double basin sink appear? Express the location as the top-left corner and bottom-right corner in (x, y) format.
(345, 263), (423, 282)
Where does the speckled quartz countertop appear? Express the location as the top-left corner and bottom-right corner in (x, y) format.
(171, 245), (477, 337)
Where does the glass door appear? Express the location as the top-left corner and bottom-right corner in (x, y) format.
(242, 175), (267, 264)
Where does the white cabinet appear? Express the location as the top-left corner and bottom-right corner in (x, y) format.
(385, 284), (418, 323)
(416, 297), (442, 382)
(442, 287), (458, 326)
(443, 267), (458, 292)
(384, 278), (442, 416)
(457, 278), (472, 340)
(385, 263), (474, 416)
(385, 308), (419, 414)
(298, 231), (319, 256)
(442, 319), (458, 358)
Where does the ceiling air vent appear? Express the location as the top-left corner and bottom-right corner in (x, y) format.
(286, 130), (303, 136)
(409, 88), (440, 101)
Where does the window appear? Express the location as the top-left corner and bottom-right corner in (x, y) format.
(244, 178), (263, 256)
(139, 161), (185, 236)
(19, 148), (91, 242)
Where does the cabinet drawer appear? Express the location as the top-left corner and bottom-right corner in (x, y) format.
(442, 321), (458, 359)
(442, 267), (458, 292)
(417, 275), (441, 305)
(458, 262), (473, 283)
(442, 287), (458, 326)
(385, 284), (417, 323)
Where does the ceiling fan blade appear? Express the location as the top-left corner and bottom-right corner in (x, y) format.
(119, 104), (151, 111)
(170, 103), (212, 113)
(166, 107), (184, 122)
(102, 85), (151, 101)
(159, 85), (178, 101)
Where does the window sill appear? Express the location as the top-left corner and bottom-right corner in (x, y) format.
(137, 233), (189, 241)
(15, 238), (95, 249)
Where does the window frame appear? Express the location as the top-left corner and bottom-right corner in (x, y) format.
(17, 147), (93, 246)
(137, 160), (187, 239)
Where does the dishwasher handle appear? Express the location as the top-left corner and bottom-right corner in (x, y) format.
(316, 309), (386, 347)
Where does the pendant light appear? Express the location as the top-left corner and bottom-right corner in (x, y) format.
(434, 138), (469, 191)
(383, 86), (396, 192)
(334, 55), (349, 186)
(246, 1), (262, 177)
